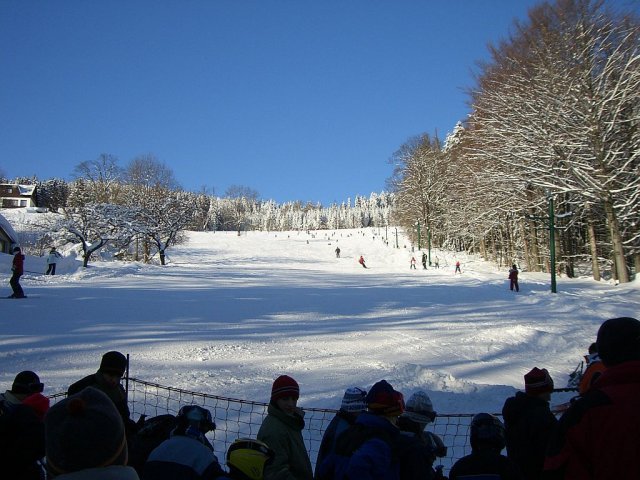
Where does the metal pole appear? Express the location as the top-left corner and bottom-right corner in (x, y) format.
(549, 196), (557, 293)
(395, 228), (399, 249)
(417, 222), (421, 250)
(428, 227), (432, 266)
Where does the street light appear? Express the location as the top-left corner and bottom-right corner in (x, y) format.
(416, 221), (422, 250)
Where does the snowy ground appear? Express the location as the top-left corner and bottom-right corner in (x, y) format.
(2, 210), (638, 424)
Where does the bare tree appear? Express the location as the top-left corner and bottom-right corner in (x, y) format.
(72, 154), (124, 204)
(223, 185), (260, 234)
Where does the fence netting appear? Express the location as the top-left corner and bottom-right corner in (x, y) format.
(52, 378), (574, 473)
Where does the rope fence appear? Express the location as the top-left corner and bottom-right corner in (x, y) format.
(51, 377), (577, 473)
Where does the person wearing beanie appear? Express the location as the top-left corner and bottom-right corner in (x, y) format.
(315, 387), (367, 469)
(8, 245), (26, 298)
(397, 390), (447, 479)
(502, 367), (557, 480)
(257, 375), (313, 480)
(68, 351), (139, 443)
(144, 405), (228, 480)
(0, 370), (49, 480)
(316, 379), (405, 480)
(45, 386), (139, 479)
(449, 413), (521, 480)
(544, 317), (640, 479)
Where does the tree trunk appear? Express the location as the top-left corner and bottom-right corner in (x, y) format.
(586, 207), (601, 281)
(604, 197), (629, 283)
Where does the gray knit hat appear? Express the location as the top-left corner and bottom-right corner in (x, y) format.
(402, 390), (436, 424)
(45, 387), (127, 475)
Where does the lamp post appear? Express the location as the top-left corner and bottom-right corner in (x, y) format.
(416, 221), (421, 251)
(428, 226), (432, 266)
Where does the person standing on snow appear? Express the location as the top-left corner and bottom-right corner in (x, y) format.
(508, 265), (519, 292)
(358, 256), (367, 269)
(335, 247), (341, 258)
(454, 261), (462, 274)
(421, 253), (428, 270)
(502, 367), (557, 480)
(9, 246), (26, 298)
(45, 247), (62, 275)
(410, 256), (417, 270)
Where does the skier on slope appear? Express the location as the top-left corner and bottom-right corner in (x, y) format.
(358, 256), (367, 269)
(9, 246), (26, 299)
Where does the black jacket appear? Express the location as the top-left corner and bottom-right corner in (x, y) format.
(502, 392), (557, 480)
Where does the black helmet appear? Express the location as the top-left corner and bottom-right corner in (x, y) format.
(176, 405), (215, 433)
(227, 438), (274, 480)
(470, 413), (505, 450)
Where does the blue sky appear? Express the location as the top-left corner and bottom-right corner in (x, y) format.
(1, 1), (638, 206)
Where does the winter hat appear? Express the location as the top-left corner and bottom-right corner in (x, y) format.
(524, 367), (554, 395)
(340, 387), (367, 413)
(45, 387), (127, 475)
(11, 370), (44, 394)
(597, 317), (640, 366)
(22, 392), (50, 421)
(402, 390), (436, 424)
(13, 246), (20, 253)
(271, 375), (300, 403)
(99, 351), (127, 377)
(366, 380), (405, 417)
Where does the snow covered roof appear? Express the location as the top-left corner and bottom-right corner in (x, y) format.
(17, 185), (36, 196)
(0, 212), (19, 244)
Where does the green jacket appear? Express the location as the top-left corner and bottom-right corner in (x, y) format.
(257, 404), (313, 480)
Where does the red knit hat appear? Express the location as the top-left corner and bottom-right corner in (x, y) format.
(366, 380), (405, 417)
(524, 367), (554, 395)
(271, 375), (299, 403)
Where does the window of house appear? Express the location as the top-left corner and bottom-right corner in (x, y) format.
(20, 200), (27, 206)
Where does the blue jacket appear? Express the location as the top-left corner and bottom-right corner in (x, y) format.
(317, 412), (401, 480)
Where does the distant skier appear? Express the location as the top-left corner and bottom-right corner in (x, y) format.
(454, 261), (462, 274)
(434, 256), (440, 269)
(335, 247), (341, 258)
(508, 265), (519, 292)
(359, 255), (367, 269)
(45, 247), (62, 275)
(410, 256), (417, 270)
(421, 252), (427, 269)
(9, 246), (26, 299)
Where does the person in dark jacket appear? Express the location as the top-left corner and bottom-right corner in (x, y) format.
(45, 386), (139, 479)
(144, 405), (227, 480)
(67, 351), (139, 440)
(508, 265), (519, 292)
(315, 386), (367, 473)
(316, 379), (405, 480)
(543, 317), (640, 479)
(9, 246), (26, 298)
(397, 390), (447, 480)
(502, 367), (557, 480)
(0, 370), (49, 480)
(257, 375), (313, 480)
(449, 413), (522, 480)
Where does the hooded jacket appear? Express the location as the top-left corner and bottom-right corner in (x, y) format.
(257, 403), (313, 480)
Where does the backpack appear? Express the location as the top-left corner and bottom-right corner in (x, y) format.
(128, 414), (177, 474)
